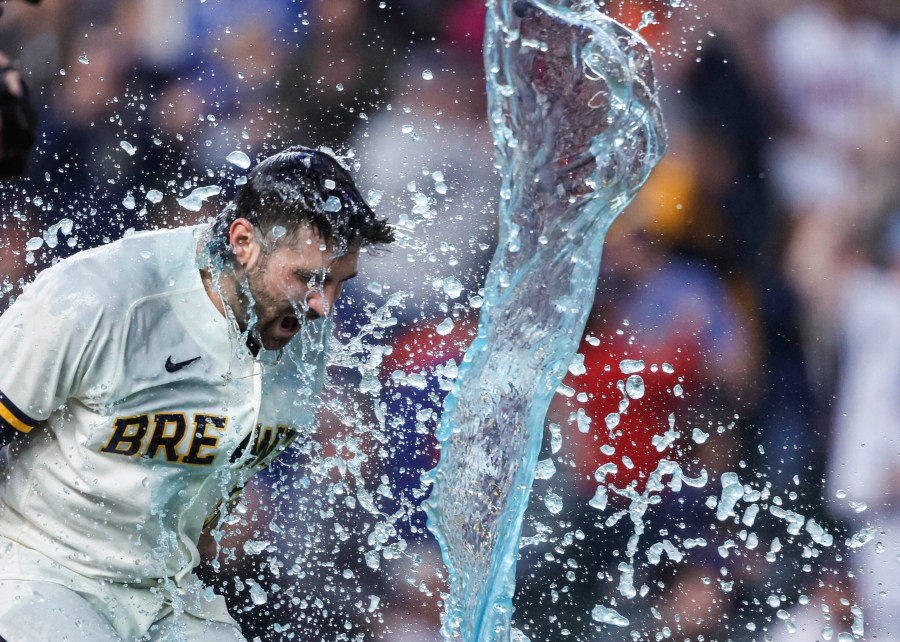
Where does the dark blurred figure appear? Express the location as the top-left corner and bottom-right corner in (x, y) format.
(279, 0), (396, 149)
(0, 0), (39, 179)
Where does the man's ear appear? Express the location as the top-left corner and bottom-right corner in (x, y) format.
(229, 218), (261, 268)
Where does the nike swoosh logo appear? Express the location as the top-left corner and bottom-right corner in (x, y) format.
(165, 355), (202, 373)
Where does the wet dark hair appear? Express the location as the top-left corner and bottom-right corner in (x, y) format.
(211, 145), (393, 257)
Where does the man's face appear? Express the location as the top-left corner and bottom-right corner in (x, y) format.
(239, 225), (359, 350)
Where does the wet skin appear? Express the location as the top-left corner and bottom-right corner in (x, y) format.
(205, 218), (360, 351)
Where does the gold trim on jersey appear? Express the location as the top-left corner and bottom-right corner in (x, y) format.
(0, 391), (37, 434)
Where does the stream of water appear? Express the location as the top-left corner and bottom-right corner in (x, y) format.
(422, 2), (668, 639)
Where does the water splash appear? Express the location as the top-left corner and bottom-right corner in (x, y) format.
(421, 1), (667, 639)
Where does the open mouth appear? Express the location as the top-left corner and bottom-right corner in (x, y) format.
(278, 314), (301, 336)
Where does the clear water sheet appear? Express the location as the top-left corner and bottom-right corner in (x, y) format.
(421, 1), (668, 639)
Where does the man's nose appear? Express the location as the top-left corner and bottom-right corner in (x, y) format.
(304, 290), (331, 320)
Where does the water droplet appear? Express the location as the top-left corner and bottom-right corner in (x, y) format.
(625, 375), (645, 399)
(662, 362), (675, 374)
(549, 423), (562, 454)
(534, 459), (556, 480)
(323, 195), (342, 212)
(335, 83), (344, 92)
(588, 486), (607, 511)
(78, 54), (89, 65)
(177, 185), (221, 212)
(573, 408), (591, 433)
(226, 150), (251, 169)
(568, 354), (587, 376)
(243, 539), (270, 555)
(120, 141), (136, 156)
(544, 492), (562, 514)
(619, 359), (645, 374)
(367, 189), (383, 206)
(248, 582), (268, 605)
(591, 604), (629, 626)
(422, 69), (433, 80)
(604, 413), (620, 432)
(637, 10), (657, 31)
(146, 190), (164, 204)
(443, 277), (463, 299)
(851, 605), (865, 637)
(847, 527), (876, 549)
(122, 194), (136, 210)
(435, 318), (454, 336)
(25, 237), (44, 252)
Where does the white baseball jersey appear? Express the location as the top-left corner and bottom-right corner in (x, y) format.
(0, 225), (326, 638)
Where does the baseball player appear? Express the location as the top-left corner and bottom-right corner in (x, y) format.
(0, 146), (393, 641)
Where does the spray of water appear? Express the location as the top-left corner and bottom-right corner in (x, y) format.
(421, 1), (668, 639)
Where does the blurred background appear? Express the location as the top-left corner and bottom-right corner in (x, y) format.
(1, 0), (899, 640)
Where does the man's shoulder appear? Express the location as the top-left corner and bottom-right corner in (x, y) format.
(32, 225), (206, 302)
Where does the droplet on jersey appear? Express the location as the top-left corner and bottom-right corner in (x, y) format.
(119, 141), (136, 156)
(146, 190), (164, 204)
(225, 150), (251, 169)
(25, 237), (44, 252)
(422, 69), (434, 80)
(123, 194), (136, 210)
(78, 54), (89, 65)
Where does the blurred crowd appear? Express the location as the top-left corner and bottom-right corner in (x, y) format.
(1, 0), (899, 640)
